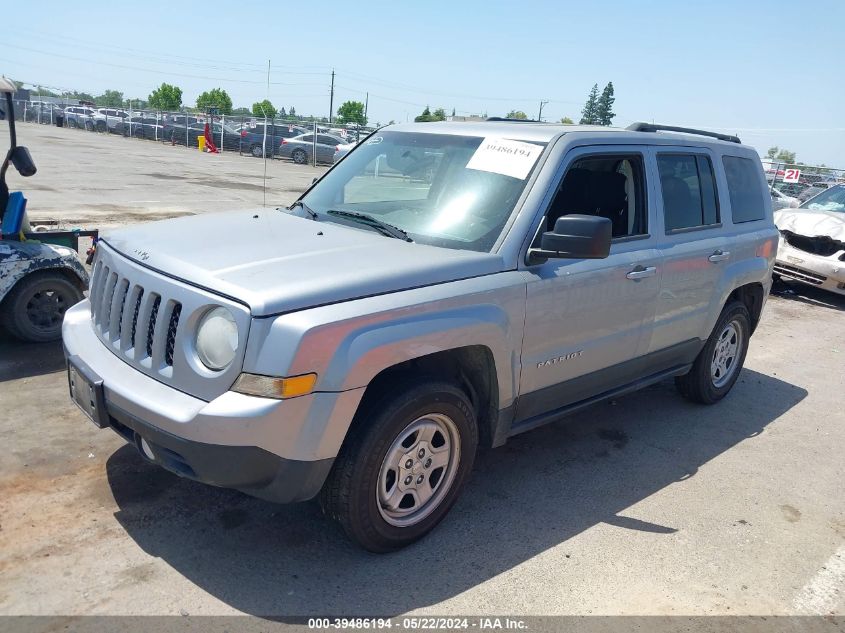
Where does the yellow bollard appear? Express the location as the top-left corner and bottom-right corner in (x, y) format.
(198, 135), (206, 152)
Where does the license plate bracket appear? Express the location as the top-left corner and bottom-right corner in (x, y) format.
(67, 355), (109, 429)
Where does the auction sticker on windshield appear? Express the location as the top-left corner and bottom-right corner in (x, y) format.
(466, 137), (542, 180)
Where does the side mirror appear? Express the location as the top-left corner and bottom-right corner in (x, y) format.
(11, 146), (36, 177)
(528, 214), (612, 264)
(311, 177), (318, 185)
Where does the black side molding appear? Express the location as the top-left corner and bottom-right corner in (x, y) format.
(627, 122), (741, 144)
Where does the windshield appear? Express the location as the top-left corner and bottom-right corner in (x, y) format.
(800, 185), (845, 213)
(298, 131), (545, 252)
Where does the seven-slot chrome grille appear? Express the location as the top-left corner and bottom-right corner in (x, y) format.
(89, 259), (181, 368)
(87, 242), (251, 401)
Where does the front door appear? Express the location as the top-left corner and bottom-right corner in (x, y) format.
(517, 146), (661, 424)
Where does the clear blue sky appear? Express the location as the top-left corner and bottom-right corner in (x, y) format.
(3, 0), (844, 165)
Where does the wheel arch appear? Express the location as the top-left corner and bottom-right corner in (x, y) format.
(351, 345), (500, 448)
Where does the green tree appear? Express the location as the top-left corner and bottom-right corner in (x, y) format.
(767, 147), (797, 164)
(148, 83), (182, 111)
(506, 110), (528, 120)
(196, 88), (232, 114)
(451, 107), (456, 117)
(336, 100), (367, 126)
(63, 91), (95, 103)
(31, 86), (59, 97)
(289, 106), (296, 118)
(278, 106), (287, 118)
(579, 83), (599, 124)
(560, 116), (574, 124)
(595, 82), (615, 126)
(415, 106), (433, 122)
(231, 106), (251, 115)
(252, 99), (277, 118)
(433, 107), (446, 121)
(94, 90), (124, 107)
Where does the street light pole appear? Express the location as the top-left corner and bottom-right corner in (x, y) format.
(538, 100), (549, 122)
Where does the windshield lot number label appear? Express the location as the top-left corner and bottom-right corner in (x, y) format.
(466, 137), (542, 180)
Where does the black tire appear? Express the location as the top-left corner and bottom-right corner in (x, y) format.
(68, 119), (78, 129)
(133, 128), (145, 139)
(84, 120), (94, 131)
(320, 380), (478, 552)
(292, 148), (307, 165)
(95, 120), (106, 133)
(250, 144), (264, 158)
(675, 300), (751, 405)
(0, 271), (83, 343)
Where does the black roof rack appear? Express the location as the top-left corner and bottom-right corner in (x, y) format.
(485, 117), (540, 123)
(626, 122), (741, 144)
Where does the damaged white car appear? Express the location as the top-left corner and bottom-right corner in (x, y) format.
(773, 184), (845, 296)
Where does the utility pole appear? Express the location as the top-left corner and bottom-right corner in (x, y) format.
(364, 92), (368, 125)
(329, 69), (335, 123)
(538, 100), (549, 122)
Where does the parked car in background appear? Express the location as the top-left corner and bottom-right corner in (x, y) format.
(165, 121), (242, 151)
(333, 142), (356, 163)
(239, 123), (309, 158)
(92, 108), (130, 133)
(774, 182), (808, 199)
(797, 185), (828, 203)
(63, 106), (97, 130)
(278, 132), (345, 164)
(774, 184), (845, 295)
(771, 187), (799, 210)
(117, 116), (171, 140)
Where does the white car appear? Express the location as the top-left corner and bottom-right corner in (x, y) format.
(770, 187), (799, 210)
(774, 184), (845, 296)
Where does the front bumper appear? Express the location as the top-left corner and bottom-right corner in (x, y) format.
(63, 300), (365, 503)
(774, 239), (845, 296)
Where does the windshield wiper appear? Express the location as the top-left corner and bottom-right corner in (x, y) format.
(327, 209), (412, 242)
(288, 199), (318, 220)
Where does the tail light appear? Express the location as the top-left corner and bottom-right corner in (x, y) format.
(241, 130), (247, 137)
(336, 145), (340, 151)
(281, 139), (287, 145)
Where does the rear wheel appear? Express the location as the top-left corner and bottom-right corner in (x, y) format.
(320, 380), (478, 552)
(0, 271), (83, 343)
(133, 128), (145, 139)
(292, 148), (307, 164)
(95, 120), (106, 133)
(68, 119), (78, 129)
(84, 120), (94, 131)
(250, 144), (264, 158)
(675, 301), (750, 404)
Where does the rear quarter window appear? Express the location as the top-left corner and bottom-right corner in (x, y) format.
(723, 156), (766, 223)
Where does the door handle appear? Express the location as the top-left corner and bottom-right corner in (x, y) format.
(626, 266), (657, 281)
(708, 250), (731, 263)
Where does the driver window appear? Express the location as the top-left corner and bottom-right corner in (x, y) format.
(545, 154), (648, 238)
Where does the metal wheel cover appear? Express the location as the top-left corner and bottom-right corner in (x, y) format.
(711, 319), (742, 388)
(376, 413), (461, 527)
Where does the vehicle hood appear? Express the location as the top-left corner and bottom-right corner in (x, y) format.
(102, 209), (506, 316)
(774, 209), (845, 240)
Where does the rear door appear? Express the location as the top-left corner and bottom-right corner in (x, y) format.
(648, 148), (727, 353)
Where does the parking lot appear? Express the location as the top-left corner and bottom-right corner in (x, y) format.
(1, 123), (844, 617)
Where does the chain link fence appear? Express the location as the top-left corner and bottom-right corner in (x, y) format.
(10, 99), (372, 165)
(761, 158), (845, 210)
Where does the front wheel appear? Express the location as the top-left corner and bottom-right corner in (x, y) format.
(675, 301), (751, 404)
(68, 119), (78, 129)
(84, 120), (94, 131)
(320, 380), (478, 552)
(0, 271), (84, 343)
(95, 120), (106, 133)
(250, 144), (265, 158)
(292, 148), (307, 164)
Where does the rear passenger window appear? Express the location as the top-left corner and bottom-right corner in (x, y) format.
(723, 156), (765, 223)
(657, 154), (720, 231)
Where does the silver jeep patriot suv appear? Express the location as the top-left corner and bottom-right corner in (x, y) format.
(63, 121), (777, 551)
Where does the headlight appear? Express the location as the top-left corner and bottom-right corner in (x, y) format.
(195, 307), (238, 370)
